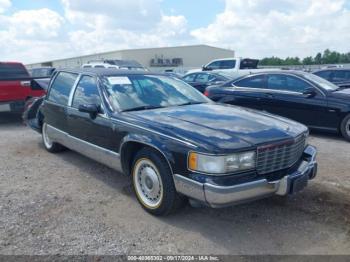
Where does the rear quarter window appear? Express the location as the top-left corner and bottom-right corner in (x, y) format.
(47, 72), (78, 106)
(0, 63), (29, 80)
(234, 75), (266, 89)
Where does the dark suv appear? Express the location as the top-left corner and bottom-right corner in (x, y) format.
(24, 68), (317, 215)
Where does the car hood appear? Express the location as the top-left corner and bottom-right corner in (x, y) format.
(122, 103), (307, 153)
(331, 88), (350, 98)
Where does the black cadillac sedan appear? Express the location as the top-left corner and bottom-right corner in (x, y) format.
(182, 71), (232, 93)
(206, 71), (350, 141)
(24, 69), (317, 215)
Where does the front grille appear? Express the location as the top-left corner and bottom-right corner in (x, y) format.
(257, 135), (306, 175)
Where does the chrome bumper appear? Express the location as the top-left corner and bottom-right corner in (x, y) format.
(174, 145), (317, 208)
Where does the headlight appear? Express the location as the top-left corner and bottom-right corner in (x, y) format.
(188, 151), (256, 174)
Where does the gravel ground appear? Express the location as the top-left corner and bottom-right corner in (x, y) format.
(0, 112), (349, 255)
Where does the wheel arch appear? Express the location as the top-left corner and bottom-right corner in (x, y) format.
(119, 136), (175, 177)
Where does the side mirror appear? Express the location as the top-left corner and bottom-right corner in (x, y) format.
(78, 104), (99, 119)
(303, 88), (317, 98)
(202, 65), (211, 71)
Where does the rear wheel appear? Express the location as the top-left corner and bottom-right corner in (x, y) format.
(340, 115), (350, 142)
(131, 147), (185, 216)
(42, 122), (65, 153)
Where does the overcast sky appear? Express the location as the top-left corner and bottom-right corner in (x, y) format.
(0, 0), (349, 64)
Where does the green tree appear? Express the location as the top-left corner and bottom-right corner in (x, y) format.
(302, 56), (314, 65)
(322, 49), (340, 64)
(258, 49), (349, 66)
(314, 53), (322, 64)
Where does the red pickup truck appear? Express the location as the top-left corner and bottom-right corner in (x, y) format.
(0, 62), (46, 113)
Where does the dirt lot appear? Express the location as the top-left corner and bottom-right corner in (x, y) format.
(0, 112), (349, 255)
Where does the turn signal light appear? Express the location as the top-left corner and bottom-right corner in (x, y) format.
(188, 152), (197, 170)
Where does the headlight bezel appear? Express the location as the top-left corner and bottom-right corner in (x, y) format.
(187, 150), (257, 175)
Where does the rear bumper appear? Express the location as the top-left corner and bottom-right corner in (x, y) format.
(174, 145), (317, 208)
(0, 101), (24, 113)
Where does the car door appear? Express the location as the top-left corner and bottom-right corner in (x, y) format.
(66, 75), (118, 152)
(263, 74), (328, 128)
(226, 74), (267, 110)
(44, 71), (79, 133)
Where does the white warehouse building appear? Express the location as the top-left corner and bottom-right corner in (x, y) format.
(26, 45), (235, 73)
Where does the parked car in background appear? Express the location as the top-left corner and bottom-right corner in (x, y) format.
(206, 70), (350, 141)
(82, 62), (118, 69)
(313, 69), (350, 89)
(187, 58), (259, 74)
(163, 72), (183, 79)
(24, 68), (317, 215)
(0, 62), (46, 113)
(29, 67), (56, 78)
(27, 67), (54, 96)
(203, 57), (259, 71)
(182, 71), (232, 93)
(187, 57), (278, 78)
(82, 59), (147, 71)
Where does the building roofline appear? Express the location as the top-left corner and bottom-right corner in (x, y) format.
(26, 44), (234, 66)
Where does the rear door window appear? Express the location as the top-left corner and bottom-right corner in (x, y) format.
(0, 63), (29, 80)
(196, 73), (211, 83)
(48, 72), (78, 106)
(267, 74), (312, 93)
(219, 60), (236, 69)
(72, 76), (102, 109)
(234, 75), (266, 89)
(333, 70), (350, 81)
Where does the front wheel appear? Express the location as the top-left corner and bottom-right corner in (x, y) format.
(42, 122), (65, 153)
(340, 115), (350, 142)
(132, 148), (185, 216)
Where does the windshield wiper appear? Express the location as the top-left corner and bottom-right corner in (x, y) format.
(177, 101), (206, 106)
(121, 105), (164, 112)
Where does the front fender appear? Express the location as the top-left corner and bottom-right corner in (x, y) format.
(119, 133), (178, 175)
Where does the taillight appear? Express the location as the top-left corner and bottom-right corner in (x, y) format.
(204, 90), (209, 97)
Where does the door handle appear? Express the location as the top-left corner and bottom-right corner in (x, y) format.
(265, 93), (275, 98)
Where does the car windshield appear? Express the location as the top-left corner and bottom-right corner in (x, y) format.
(102, 74), (210, 112)
(303, 73), (339, 91)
